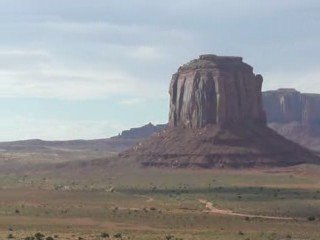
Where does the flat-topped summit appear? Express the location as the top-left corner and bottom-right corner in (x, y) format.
(179, 54), (250, 71)
(276, 88), (299, 93)
(170, 54), (265, 128)
(199, 54), (243, 61)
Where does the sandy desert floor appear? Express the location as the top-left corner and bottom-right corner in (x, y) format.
(0, 161), (319, 240)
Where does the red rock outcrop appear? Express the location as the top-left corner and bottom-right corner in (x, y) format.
(169, 54), (266, 128)
(121, 55), (320, 168)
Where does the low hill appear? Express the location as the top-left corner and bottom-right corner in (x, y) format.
(0, 123), (166, 167)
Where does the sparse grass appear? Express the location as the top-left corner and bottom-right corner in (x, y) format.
(0, 163), (320, 239)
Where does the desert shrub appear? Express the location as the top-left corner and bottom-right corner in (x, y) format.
(165, 235), (174, 240)
(308, 216), (316, 221)
(100, 232), (109, 238)
(46, 237), (54, 240)
(24, 237), (35, 240)
(143, 207), (148, 212)
(267, 232), (277, 240)
(113, 233), (122, 238)
(34, 232), (45, 240)
(7, 233), (14, 239)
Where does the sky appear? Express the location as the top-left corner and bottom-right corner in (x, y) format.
(0, 0), (320, 141)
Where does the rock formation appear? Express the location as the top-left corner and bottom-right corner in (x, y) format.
(263, 89), (320, 129)
(302, 94), (320, 131)
(169, 54), (266, 128)
(121, 55), (320, 168)
(263, 89), (320, 151)
(263, 89), (302, 124)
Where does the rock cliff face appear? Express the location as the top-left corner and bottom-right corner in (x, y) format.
(263, 89), (320, 151)
(263, 89), (320, 133)
(169, 54), (266, 128)
(121, 55), (320, 168)
(301, 94), (320, 131)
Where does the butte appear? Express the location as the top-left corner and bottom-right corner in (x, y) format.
(121, 54), (320, 168)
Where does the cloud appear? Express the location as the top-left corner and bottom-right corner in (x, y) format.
(1, 1), (317, 101)
(0, 67), (145, 99)
(0, 44), (170, 100)
(0, 13), (192, 100)
(0, 48), (50, 57)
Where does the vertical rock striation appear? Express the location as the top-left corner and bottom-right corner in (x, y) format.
(169, 54), (266, 128)
(301, 94), (320, 130)
(263, 89), (320, 132)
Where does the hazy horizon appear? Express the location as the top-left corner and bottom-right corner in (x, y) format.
(0, 0), (320, 141)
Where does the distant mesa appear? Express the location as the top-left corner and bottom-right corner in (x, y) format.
(115, 123), (167, 139)
(263, 89), (320, 151)
(263, 89), (320, 132)
(121, 54), (320, 168)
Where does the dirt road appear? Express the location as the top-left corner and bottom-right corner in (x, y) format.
(198, 199), (295, 220)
